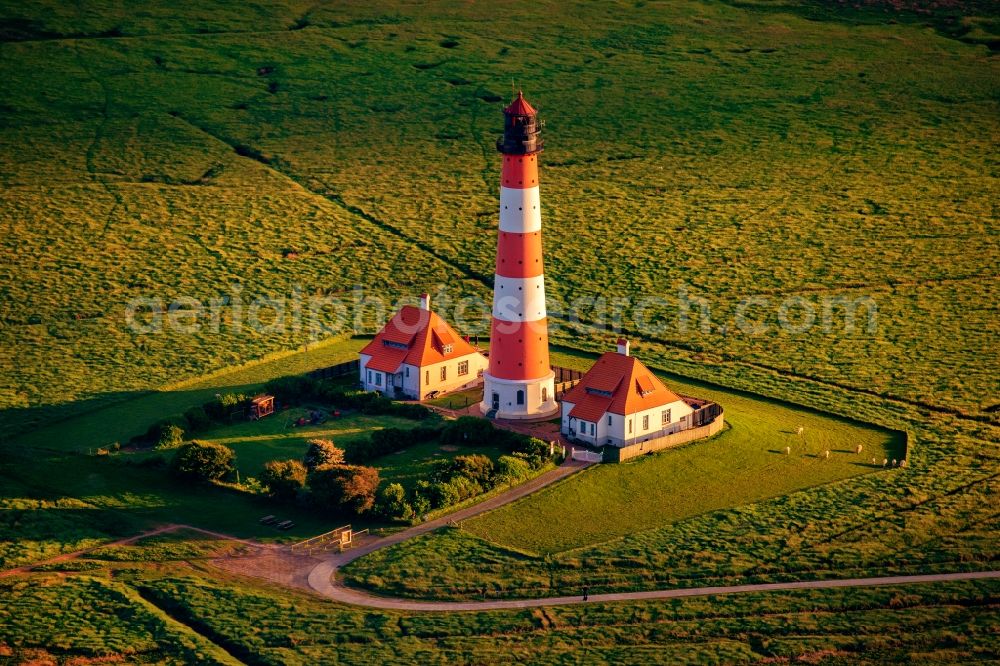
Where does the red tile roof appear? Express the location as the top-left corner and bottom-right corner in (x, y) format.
(504, 90), (537, 116)
(360, 305), (481, 374)
(564, 352), (683, 419)
(567, 391), (612, 423)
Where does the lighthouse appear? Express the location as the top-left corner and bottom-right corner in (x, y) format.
(480, 91), (558, 420)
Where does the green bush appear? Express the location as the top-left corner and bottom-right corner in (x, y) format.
(440, 416), (497, 447)
(375, 482), (413, 521)
(182, 405), (211, 432)
(512, 437), (551, 469)
(265, 375), (320, 404)
(433, 454), (495, 488)
(204, 393), (248, 421)
(260, 459), (307, 501)
(155, 424), (185, 450)
(495, 455), (532, 484)
(170, 440), (235, 482)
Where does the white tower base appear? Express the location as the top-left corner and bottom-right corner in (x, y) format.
(480, 371), (559, 420)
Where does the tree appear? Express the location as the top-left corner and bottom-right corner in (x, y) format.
(375, 482), (413, 521)
(303, 439), (345, 471)
(260, 459), (307, 500)
(309, 465), (380, 515)
(171, 440), (235, 482)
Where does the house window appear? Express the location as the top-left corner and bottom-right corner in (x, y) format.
(425, 370), (429, 384)
(458, 360), (469, 376)
(516, 390), (524, 405)
(405, 366), (410, 377)
(662, 409), (671, 424)
(442, 343), (453, 355)
(542, 387), (547, 402)
(607, 415), (612, 426)
(643, 415), (649, 430)
(591, 422), (595, 436)
(629, 419), (633, 434)
(440, 366), (447, 381)
(367, 370), (372, 384)
(375, 372), (382, 386)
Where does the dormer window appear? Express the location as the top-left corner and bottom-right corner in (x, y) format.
(585, 387), (612, 398)
(383, 340), (408, 350)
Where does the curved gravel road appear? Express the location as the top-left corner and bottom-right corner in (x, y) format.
(306, 459), (1000, 611)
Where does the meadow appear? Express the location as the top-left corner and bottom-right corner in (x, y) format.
(1, 553), (997, 664)
(0, 0), (996, 427)
(1, 0), (998, 661)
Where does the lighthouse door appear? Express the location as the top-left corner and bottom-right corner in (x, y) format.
(491, 392), (500, 410)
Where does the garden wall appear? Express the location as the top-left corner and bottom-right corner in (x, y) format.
(605, 411), (725, 463)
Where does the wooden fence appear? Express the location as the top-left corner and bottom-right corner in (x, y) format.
(306, 359), (360, 381)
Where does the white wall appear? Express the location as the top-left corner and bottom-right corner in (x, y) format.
(416, 352), (488, 400)
(360, 352), (487, 399)
(483, 371), (557, 419)
(561, 398), (696, 447)
(612, 399), (695, 445)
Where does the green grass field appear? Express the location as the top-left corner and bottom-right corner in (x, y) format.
(1, 0), (998, 661)
(2, 560), (997, 664)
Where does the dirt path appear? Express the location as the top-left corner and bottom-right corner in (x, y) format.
(308, 568), (1000, 612)
(0, 523), (183, 578)
(0, 523), (274, 579)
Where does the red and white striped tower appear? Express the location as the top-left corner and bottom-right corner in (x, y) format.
(480, 91), (558, 419)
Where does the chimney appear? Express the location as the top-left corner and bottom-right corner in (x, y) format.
(419, 293), (430, 311)
(616, 338), (630, 356)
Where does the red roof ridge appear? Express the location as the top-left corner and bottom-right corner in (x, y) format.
(360, 303), (481, 372)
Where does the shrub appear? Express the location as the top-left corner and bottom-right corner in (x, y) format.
(308, 465), (380, 516)
(156, 424), (185, 449)
(375, 482), (413, 521)
(495, 455), (532, 484)
(512, 437), (551, 469)
(183, 405), (211, 432)
(440, 416), (496, 447)
(170, 441), (235, 482)
(389, 402), (435, 420)
(410, 490), (432, 519)
(427, 480), (460, 508)
(265, 375), (319, 404)
(260, 459), (307, 501)
(303, 439), (345, 471)
(446, 475), (483, 501)
(434, 454), (495, 487)
(204, 393), (248, 421)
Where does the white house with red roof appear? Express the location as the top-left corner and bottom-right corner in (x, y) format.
(359, 294), (488, 400)
(560, 339), (695, 447)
